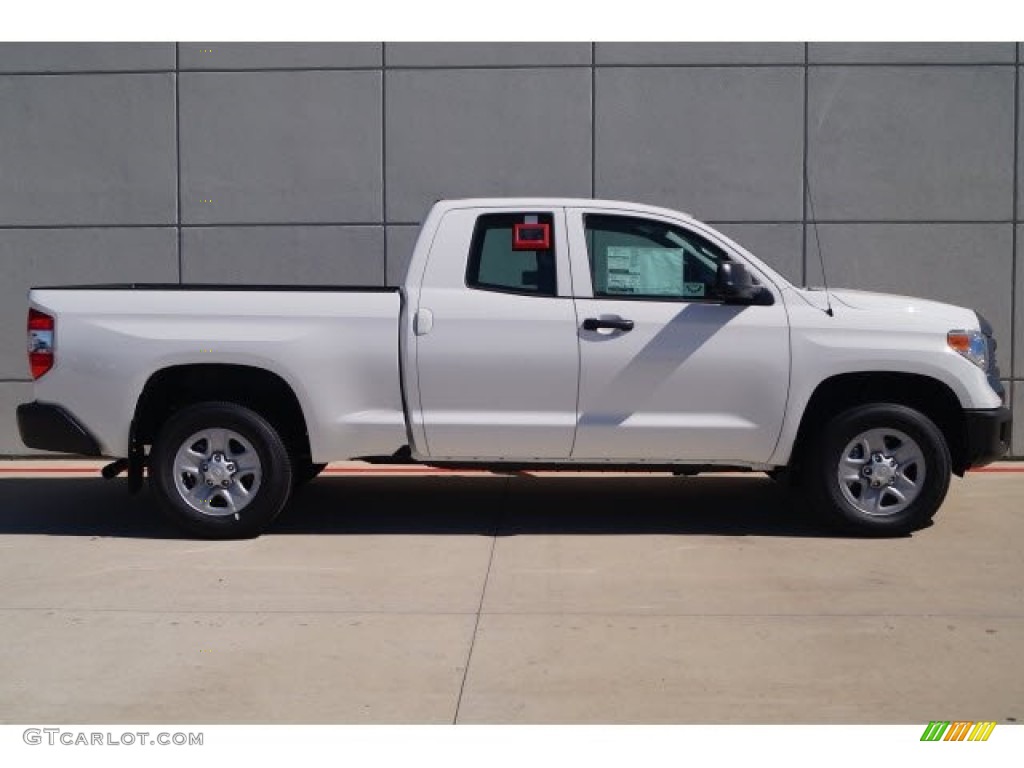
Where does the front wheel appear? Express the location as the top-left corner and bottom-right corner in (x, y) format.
(806, 403), (951, 536)
(149, 402), (293, 538)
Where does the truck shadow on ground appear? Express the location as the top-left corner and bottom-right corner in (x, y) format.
(0, 474), (896, 539)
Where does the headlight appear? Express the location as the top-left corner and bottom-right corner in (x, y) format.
(947, 329), (988, 370)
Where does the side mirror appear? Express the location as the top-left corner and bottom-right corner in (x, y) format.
(715, 261), (761, 303)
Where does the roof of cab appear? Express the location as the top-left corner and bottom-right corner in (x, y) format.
(431, 197), (696, 222)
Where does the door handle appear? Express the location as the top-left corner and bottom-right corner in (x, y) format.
(582, 317), (634, 332)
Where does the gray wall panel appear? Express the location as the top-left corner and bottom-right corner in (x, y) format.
(595, 67), (804, 221)
(183, 226), (384, 286)
(179, 43), (381, 70)
(386, 68), (592, 223)
(0, 43), (175, 72)
(179, 71), (382, 224)
(0, 228), (177, 379)
(807, 67), (1014, 221)
(0, 74), (176, 226)
(596, 42), (803, 66)
(808, 43), (1015, 64)
(0, 382), (40, 454)
(806, 224), (1013, 370)
(386, 226), (421, 287)
(386, 43), (590, 67)
(710, 223), (803, 285)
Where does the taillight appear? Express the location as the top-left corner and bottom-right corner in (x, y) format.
(28, 308), (54, 379)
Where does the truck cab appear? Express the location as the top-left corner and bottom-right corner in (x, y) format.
(405, 199), (791, 466)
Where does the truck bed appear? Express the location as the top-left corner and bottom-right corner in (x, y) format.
(32, 283), (399, 292)
(28, 285), (407, 461)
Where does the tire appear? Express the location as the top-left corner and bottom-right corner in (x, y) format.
(149, 402), (293, 539)
(292, 460), (327, 488)
(805, 403), (951, 536)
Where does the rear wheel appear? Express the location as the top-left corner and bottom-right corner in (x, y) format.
(806, 403), (951, 535)
(149, 402), (293, 538)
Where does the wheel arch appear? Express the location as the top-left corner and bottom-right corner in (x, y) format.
(133, 364), (313, 464)
(789, 371), (968, 478)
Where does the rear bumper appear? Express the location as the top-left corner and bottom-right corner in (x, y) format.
(963, 406), (1012, 469)
(16, 401), (103, 456)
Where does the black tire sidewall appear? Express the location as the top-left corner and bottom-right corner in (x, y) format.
(150, 402), (292, 538)
(810, 403), (951, 535)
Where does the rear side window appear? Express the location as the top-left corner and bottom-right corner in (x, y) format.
(466, 213), (557, 296)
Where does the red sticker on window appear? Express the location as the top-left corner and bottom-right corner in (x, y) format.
(513, 222), (550, 250)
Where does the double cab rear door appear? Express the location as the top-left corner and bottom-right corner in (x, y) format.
(411, 205), (790, 465)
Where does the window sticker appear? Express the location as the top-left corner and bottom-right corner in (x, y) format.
(605, 247), (684, 296)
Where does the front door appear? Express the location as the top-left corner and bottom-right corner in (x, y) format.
(569, 210), (790, 463)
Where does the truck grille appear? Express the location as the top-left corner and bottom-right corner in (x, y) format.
(976, 312), (1004, 398)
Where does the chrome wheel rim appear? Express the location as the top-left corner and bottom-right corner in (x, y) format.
(172, 428), (262, 517)
(836, 427), (925, 517)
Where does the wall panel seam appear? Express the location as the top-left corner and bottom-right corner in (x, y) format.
(802, 42), (809, 286)
(0, 69), (175, 76)
(178, 66), (383, 73)
(594, 63), (1016, 70)
(0, 224), (179, 230)
(590, 42), (596, 199)
(1012, 46), (1019, 378)
(0, 63), (1013, 77)
(175, 43), (182, 284)
(805, 62), (1016, 69)
(382, 43), (388, 285)
(382, 64), (592, 71)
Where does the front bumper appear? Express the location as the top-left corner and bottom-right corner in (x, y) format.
(16, 401), (103, 456)
(963, 406), (1012, 469)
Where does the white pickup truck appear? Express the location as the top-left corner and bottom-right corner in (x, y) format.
(17, 198), (1011, 538)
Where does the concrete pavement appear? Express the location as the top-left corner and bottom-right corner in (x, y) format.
(0, 463), (1021, 723)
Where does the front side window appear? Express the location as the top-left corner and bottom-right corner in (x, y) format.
(466, 213), (556, 296)
(584, 214), (730, 300)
